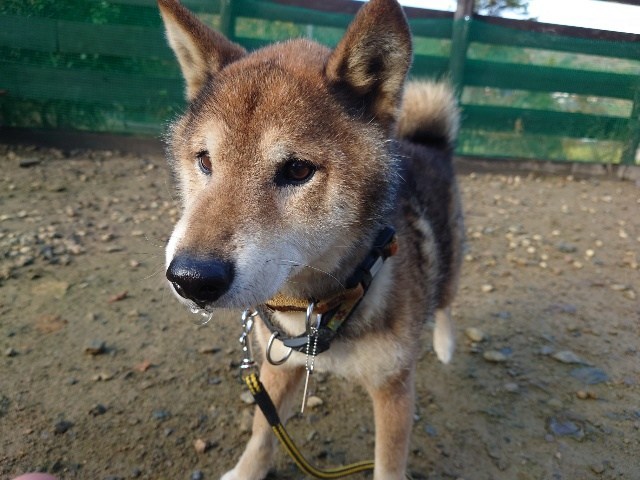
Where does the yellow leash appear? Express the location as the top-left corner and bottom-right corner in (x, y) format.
(244, 373), (375, 478)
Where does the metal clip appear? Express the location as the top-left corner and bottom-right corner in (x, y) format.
(301, 302), (321, 414)
(239, 308), (258, 371)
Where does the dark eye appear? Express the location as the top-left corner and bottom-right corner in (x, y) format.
(196, 150), (212, 175)
(276, 158), (316, 186)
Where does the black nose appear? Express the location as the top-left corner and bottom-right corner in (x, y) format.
(166, 254), (234, 307)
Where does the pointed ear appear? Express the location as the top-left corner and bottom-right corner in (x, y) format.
(325, 0), (412, 127)
(158, 0), (246, 100)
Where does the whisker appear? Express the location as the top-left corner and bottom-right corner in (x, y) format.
(141, 265), (166, 281)
(143, 233), (168, 249)
(277, 259), (345, 289)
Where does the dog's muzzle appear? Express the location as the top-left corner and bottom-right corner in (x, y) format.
(166, 254), (234, 307)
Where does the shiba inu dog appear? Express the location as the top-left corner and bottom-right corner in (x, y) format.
(158, 0), (463, 478)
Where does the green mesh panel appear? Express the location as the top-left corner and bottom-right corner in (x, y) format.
(0, 0), (638, 164)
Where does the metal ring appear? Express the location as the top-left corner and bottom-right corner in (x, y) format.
(266, 331), (293, 366)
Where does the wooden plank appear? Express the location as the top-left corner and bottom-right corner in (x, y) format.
(0, 15), (57, 52)
(57, 21), (173, 59)
(0, 62), (184, 107)
(408, 18), (453, 39)
(410, 54), (451, 78)
(85, 0), (221, 14)
(477, 13), (640, 44)
(267, 0), (454, 20)
(234, 0), (353, 29)
(461, 105), (630, 140)
(464, 60), (639, 100)
(470, 19), (640, 60)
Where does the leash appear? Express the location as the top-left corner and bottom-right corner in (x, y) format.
(238, 309), (375, 478)
(244, 372), (375, 478)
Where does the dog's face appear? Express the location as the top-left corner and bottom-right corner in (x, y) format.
(159, 0), (411, 310)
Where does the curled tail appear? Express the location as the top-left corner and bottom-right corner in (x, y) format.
(397, 80), (459, 149)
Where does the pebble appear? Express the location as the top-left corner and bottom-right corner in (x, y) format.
(191, 471), (205, 480)
(240, 391), (255, 405)
(481, 284), (495, 293)
(483, 350), (508, 363)
(193, 438), (210, 454)
(18, 158), (41, 168)
(198, 346), (221, 354)
(590, 463), (605, 474)
(108, 290), (128, 303)
(305, 396), (324, 408)
(53, 419), (74, 435)
(547, 416), (583, 439)
(551, 350), (588, 365)
(556, 242), (577, 253)
(4, 347), (18, 357)
(465, 327), (486, 342)
(424, 424), (437, 437)
(576, 390), (597, 400)
(570, 367), (609, 385)
(539, 345), (554, 355)
(89, 404), (107, 416)
(152, 410), (171, 421)
(84, 339), (107, 355)
(504, 382), (519, 393)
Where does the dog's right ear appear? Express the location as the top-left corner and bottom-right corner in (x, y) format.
(158, 0), (246, 100)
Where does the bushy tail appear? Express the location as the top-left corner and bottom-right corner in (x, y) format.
(397, 80), (459, 148)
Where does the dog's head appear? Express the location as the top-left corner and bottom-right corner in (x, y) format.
(159, 0), (411, 310)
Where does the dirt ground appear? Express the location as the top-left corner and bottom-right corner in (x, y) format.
(1, 143), (638, 480)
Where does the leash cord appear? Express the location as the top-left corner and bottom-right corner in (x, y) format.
(244, 373), (375, 478)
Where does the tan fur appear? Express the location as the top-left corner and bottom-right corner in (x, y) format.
(159, 0), (463, 478)
(398, 80), (460, 144)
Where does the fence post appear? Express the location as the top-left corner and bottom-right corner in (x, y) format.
(621, 88), (640, 165)
(219, 0), (236, 41)
(449, 0), (474, 99)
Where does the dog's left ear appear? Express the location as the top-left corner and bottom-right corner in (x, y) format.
(325, 0), (412, 128)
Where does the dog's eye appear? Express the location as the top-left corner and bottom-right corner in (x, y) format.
(196, 150), (212, 175)
(277, 158), (316, 186)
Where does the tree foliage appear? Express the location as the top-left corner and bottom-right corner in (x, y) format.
(475, 0), (530, 17)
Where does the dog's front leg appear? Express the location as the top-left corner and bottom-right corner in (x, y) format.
(221, 362), (305, 480)
(368, 366), (416, 480)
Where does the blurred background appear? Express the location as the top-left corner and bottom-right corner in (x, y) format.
(0, 0), (638, 165)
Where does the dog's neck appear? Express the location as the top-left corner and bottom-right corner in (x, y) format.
(265, 226), (397, 313)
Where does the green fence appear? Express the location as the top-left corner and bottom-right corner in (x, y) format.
(0, 0), (638, 164)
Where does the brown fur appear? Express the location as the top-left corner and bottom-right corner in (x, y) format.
(159, 0), (463, 478)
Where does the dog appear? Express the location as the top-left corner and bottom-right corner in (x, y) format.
(158, 0), (463, 478)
